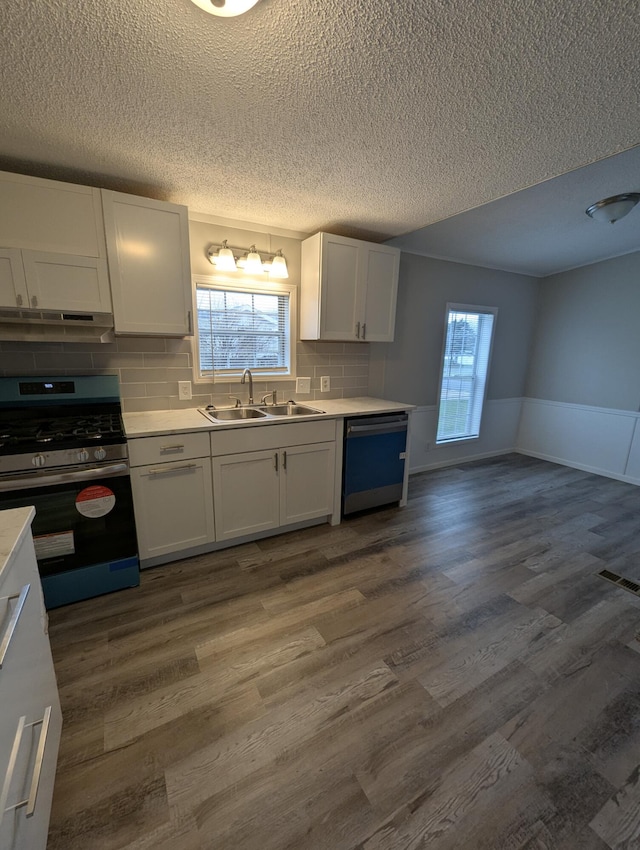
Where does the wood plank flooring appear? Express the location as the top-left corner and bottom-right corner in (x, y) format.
(46, 454), (640, 849)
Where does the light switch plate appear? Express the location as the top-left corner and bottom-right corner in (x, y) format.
(296, 377), (311, 394)
(178, 380), (192, 400)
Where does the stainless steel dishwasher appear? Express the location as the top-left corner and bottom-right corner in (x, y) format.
(342, 412), (409, 515)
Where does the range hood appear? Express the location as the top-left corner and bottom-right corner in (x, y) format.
(0, 307), (115, 343)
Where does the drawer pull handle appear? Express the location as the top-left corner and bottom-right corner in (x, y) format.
(0, 584), (30, 669)
(160, 444), (185, 451)
(0, 706), (52, 823)
(149, 463), (197, 475)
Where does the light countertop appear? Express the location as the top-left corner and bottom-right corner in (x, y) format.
(0, 506), (35, 585)
(123, 396), (414, 438)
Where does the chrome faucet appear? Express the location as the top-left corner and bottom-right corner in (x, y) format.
(241, 368), (254, 405)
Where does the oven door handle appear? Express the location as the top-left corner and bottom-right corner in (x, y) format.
(0, 463), (129, 492)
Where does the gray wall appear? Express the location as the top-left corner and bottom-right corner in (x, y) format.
(370, 253), (540, 405)
(525, 251), (640, 411)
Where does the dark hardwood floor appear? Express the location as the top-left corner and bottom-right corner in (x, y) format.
(46, 454), (640, 849)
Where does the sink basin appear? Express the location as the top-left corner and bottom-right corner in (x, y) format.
(211, 407), (267, 421)
(260, 404), (322, 416)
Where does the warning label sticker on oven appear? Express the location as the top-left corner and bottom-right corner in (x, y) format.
(34, 531), (75, 560)
(75, 485), (116, 518)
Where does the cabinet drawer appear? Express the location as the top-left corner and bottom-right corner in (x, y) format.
(128, 432), (210, 466)
(210, 419), (337, 456)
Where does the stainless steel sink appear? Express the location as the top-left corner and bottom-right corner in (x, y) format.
(259, 404), (322, 416)
(209, 407), (267, 421)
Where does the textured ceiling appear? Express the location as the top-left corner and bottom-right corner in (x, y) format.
(0, 0), (639, 257)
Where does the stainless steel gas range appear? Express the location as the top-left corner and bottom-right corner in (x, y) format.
(0, 375), (139, 608)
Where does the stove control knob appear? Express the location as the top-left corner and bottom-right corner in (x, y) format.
(77, 449), (90, 463)
(32, 454), (46, 468)
(94, 448), (107, 461)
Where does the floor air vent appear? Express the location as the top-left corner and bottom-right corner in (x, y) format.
(598, 569), (640, 597)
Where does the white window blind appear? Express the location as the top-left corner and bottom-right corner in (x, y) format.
(436, 305), (497, 444)
(195, 280), (293, 379)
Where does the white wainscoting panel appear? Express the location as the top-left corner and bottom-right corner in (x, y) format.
(409, 398), (522, 474)
(516, 398), (640, 484)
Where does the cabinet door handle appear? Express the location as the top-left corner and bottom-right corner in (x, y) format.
(16, 294), (23, 307)
(31, 295), (38, 308)
(187, 310), (192, 335)
(362, 323), (366, 340)
(0, 584), (30, 669)
(149, 463), (197, 475)
(160, 444), (185, 452)
(274, 452), (279, 472)
(355, 321), (360, 339)
(283, 450), (287, 470)
(0, 706), (53, 823)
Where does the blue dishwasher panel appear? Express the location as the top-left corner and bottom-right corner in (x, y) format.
(342, 414), (407, 515)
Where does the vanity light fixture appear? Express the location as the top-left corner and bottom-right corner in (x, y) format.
(585, 193), (640, 224)
(206, 241), (289, 278)
(189, 0), (261, 17)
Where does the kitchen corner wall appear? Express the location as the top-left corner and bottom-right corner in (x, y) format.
(0, 216), (370, 411)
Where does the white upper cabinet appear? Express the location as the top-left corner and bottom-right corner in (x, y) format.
(300, 232), (400, 342)
(0, 171), (112, 313)
(0, 171), (106, 257)
(102, 190), (193, 336)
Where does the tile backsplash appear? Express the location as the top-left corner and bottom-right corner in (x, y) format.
(0, 338), (370, 413)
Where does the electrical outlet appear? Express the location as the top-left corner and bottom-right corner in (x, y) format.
(320, 375), (331, 392)
(296, 377), (311, 394)
(178, 380), (192, 400)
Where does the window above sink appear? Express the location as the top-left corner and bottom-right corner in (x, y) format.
(192, 275), (297, 384)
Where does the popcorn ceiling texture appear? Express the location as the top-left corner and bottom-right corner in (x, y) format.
(0, 0), (638, 241)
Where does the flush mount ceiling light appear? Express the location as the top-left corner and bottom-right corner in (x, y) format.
(189, 0), (260, 16)
(207, 241), (288, 278)
(585, 193), (640, 224)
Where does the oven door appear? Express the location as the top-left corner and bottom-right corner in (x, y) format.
(0, 464), (139, 608)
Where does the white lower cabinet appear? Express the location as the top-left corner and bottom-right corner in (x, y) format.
(129, 433), (215, 562)
(128, 420), (339, 562)
(213, 440), (336, 542)
(0, 509), (62, 850)
(279, 442), (336, 525)
(212, 450), (281, 540)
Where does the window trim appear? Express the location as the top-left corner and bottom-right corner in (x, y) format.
(435, 302), (498, 445)
(192, 273), (297, 384)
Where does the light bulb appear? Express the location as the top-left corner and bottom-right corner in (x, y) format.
(215, 240), (237, 271)
(244, 246), (264, 274)
(190, 0), (260, 17)
(269, 251), (289, 279)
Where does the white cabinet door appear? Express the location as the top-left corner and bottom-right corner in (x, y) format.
(102, 190), (192, 336)
(361, 245), (399, 342)
(131, 458), (215, 561)
(0, 172), (106, 257)
(0, 530), (62, 850)
(21, 251), (111, 313)
(212, 450), (280, 541)
(280, 442), (336, 525)
(319, 236), (361, 341)
(0, 249), (27, 309)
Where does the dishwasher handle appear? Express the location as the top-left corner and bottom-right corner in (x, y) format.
(347, 421), (408, 436)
